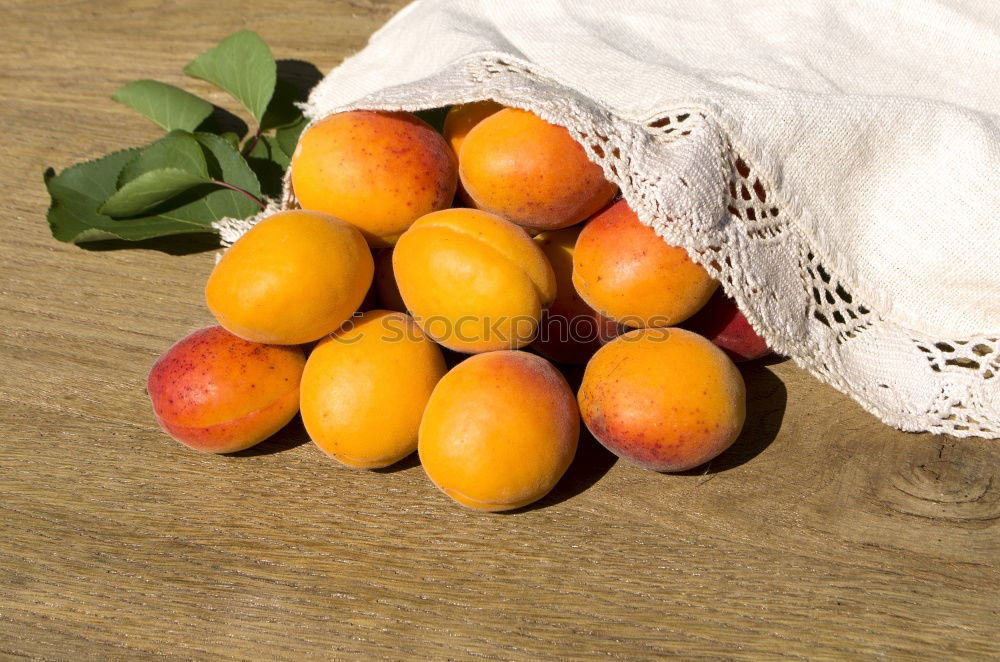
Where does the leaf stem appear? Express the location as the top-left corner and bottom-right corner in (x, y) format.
(210, 179), (266, 210)
(242, 127), (264, 158)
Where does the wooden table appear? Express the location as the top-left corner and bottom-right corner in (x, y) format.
(2, 1), (997, 658)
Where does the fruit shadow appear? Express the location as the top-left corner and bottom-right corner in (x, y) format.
(502, 361), (616, 511)
(372, 452), (422, 474)
(756, 353), (791, 367)
(674, 362), (787, 475)
(228, 415), (312, 457)
(506, 428), (618, 514)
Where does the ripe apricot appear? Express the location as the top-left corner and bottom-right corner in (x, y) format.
(458, 108), (617, 231)
(206, 210), (373, 345)
(578, 327), (745, 472)
(419, 351), (579, 511)
(532, 226), (619, 364)
(392, 208), (556, 353)
(443, 100), (503, 155)
(290, 110), (458, 247)
(684, 289), (772, 362)
(147, 326), (305, 453)
(300, 310), (446, 469)
(443, 100), (504, 207)
(573, 200), (717, 327)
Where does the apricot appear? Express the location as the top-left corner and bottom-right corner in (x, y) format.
(532, 226), (619, 364)
(458, 108), (617, 231)
(147, 326), (305, 453)
(372, 248), (406, 312)
(443, 100), (503, 155)
(300, 310), (446, 469)
(684, 289), (772, 362)
(578, 327), (745, 472)
(392, 208), (556, 353)
(290, 110), (458, 247)
(443, 100), (504, 207)
(419, 351), (579, 511)
(206, 210), (373, 345)
(573, 200), (718, 327)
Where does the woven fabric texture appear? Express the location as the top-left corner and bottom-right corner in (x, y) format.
(216, 0), (1000, 438)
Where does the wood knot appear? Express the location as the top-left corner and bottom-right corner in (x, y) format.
(877, 442), (999, 525)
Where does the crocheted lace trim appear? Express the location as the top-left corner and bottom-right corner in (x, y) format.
(215, 53), (999, 439)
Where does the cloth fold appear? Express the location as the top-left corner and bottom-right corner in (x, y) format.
(220, 0), (1000, 437)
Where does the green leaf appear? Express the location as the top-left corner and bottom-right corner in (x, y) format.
(184, 31), (276, 124)
(193, 132), (261, 197)
(248, 134), (290, 168)
(246, 136), (288, 198)
(49, 200), (215, 243)
(43, 32), (299, 247)
(99, 133), (263, 221)
(45, 148), (260, 244)
(146, 132), (263, 226)
(119, 131), (209, 186)
(112, 80), (214, 132)
(45, 149), (217, 243)
(219, 131), (241, 150)
(276, 115), (308, 158)
(260, 79), (304, 131)
(121, 133), (262, 233)
(100, 168), (211, 217)
(45, 149), (142, 243)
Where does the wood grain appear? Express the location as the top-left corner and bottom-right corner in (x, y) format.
(1, 1), (997, 659)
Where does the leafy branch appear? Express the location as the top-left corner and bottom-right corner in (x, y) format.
(44, 31), (312, 246)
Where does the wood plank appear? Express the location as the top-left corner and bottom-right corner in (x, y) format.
(1, 1), (997, 659)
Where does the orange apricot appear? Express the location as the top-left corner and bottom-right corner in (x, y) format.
(443, 100), (504, 207)
(458, 108), (617, 231)
(532, 226), (619, 364)
(290, 110), (457, 247)
(443, 100), (504, 155)
(572, 200), (717, 327)
(419, 351), (579, 511)
(205, 210), (373, 345)
(578, 327), (745, 472)
(147, 326), (305, 453)
(300, 310), (446, 469)
(392, 208), (556, 353)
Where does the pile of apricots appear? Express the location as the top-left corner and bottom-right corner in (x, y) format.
(147, 103), (772, 511)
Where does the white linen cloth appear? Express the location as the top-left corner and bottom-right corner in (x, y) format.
(218, 0), (1000, 438)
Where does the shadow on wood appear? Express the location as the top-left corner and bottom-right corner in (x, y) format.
(513, 428), (619, 512)
(675, 362), (787, 475)
(229, 415), (312, 457)
(372, 452), (422, 474)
